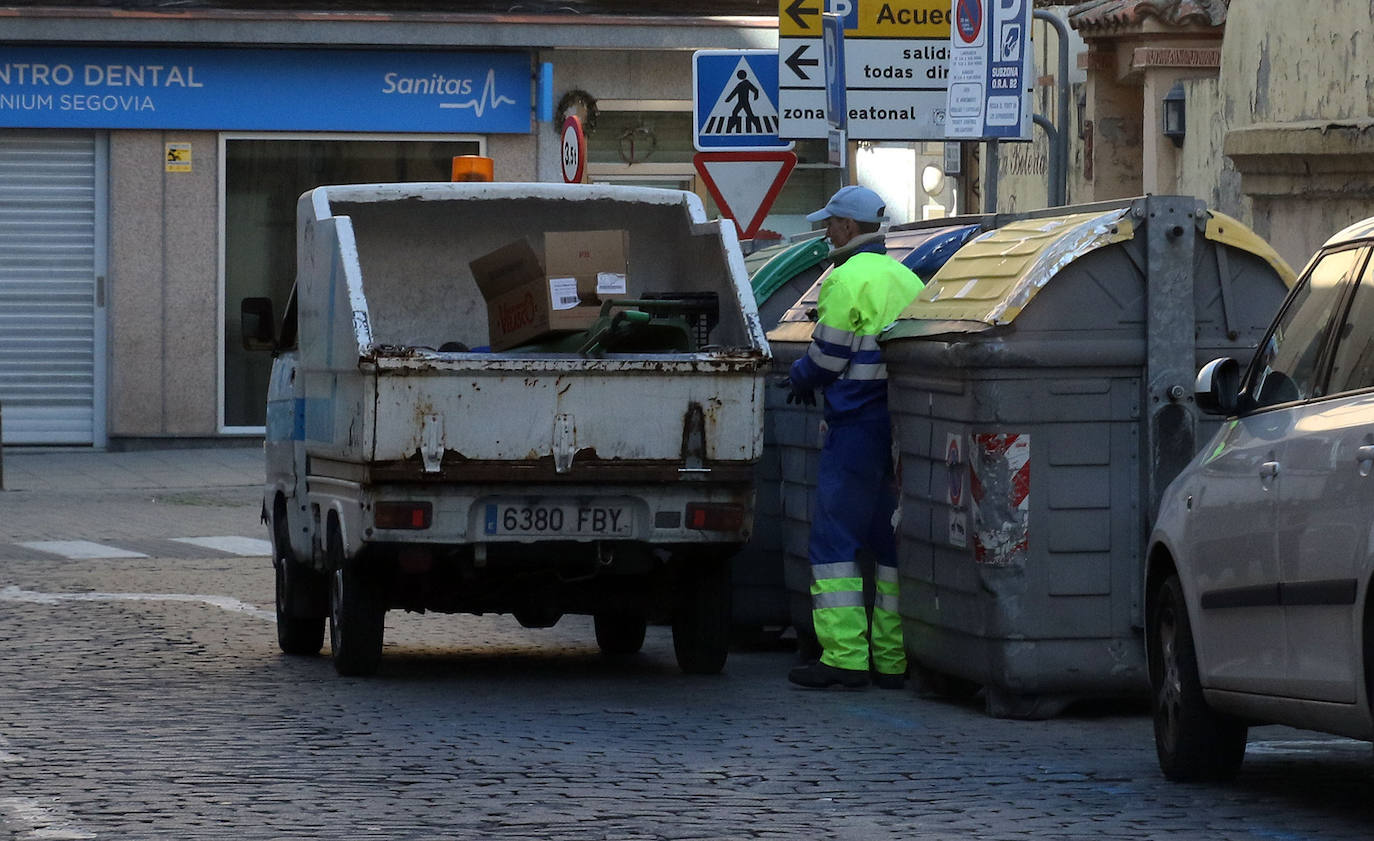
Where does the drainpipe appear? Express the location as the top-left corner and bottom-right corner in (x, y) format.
(1034, 8), (1071, 207)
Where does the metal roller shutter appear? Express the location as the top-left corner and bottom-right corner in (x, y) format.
(0, 132), (100, 445)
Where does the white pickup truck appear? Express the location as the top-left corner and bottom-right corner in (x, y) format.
(241, 182), (770, 676)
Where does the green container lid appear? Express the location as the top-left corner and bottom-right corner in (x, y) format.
(748, 236), (829, 305)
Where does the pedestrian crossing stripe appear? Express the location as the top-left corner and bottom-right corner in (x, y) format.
(14, 536), (271, 560)
(700, 57), (781, 137)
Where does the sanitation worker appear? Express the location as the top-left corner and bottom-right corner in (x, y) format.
(785, 185), (925, 690)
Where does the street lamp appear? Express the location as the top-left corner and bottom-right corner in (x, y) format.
(1162, 82), (1186, 148)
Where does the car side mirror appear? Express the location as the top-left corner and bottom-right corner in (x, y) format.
(1195, 357), (1241, 415)
(240, 297), (277, 351)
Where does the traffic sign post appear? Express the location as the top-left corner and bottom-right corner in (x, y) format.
(693, 151), (797, 240)
(693, 49), (793, 152)
(779, 0), (954, 141)
(947, 0), (1034, 140)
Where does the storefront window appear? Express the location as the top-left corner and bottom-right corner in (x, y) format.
(222, 136), (480, 429)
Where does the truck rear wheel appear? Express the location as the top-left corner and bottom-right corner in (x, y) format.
(272, 498), (326, 656)
(672, 556), (731, 675)
(327, 518), (385, 676)
(594, 612), (647, 655)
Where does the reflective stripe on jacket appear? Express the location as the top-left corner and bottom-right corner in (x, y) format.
(788, 245), (925, 424)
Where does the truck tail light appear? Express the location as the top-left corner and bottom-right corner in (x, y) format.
(375, 501), (432, 530)
(685, 503), (744, 532)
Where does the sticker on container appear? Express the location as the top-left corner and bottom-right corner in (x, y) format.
(549, 276), (580, 310)
(596, 271), (627, 296)
(946, 432), (963, 507)
(948, 510), (967, 548)
(969, 432), (1030, 567)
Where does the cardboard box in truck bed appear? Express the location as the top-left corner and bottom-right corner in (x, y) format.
(471, 229), (629, 350)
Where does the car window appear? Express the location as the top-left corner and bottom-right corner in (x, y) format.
(1246, 247), (1362, 409)
(1324, 249), (1374, 394)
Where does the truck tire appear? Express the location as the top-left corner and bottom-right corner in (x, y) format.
(272, 498), (325, 656)
(594, 612), (647, 655)
(327, 518), (385, 676)
(672, 556), (731, 675)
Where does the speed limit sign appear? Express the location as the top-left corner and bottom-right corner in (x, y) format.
(561, 115), (586, 184)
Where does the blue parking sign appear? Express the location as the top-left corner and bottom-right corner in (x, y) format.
(693, 50), (793, 152)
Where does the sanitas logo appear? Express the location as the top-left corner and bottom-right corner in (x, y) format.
(381, 72), (474, 96)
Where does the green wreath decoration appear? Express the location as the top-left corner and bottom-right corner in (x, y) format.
(555, 89), (599, 134)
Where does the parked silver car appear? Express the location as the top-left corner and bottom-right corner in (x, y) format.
(1146, 216), (1374, 780)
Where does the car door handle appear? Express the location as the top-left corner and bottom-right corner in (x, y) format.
(1357, 445), (1374, 462)
(1259, 461), (1280, 479)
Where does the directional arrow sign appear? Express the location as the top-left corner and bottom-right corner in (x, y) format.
(784, 43), (819, 81)
(693, 151), (797, 240)
(782, 0), (821, 33)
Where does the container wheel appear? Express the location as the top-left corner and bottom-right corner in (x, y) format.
(595, 612), (647, 655)
(672, 556), (731, 675)
(1149, 574), (1247, 781)
(328, 518), (385, 677)
(911, 662), (980, 700)
(272, 498), (325, 656)
(983, 688), (1071, 720)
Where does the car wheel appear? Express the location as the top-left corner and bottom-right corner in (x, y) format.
(327, 518), (385, 677)
(1150, 574), (1247, 781)
(595, 612), (647, 655)
(272, 498), (325, 656)
(672, 556), (731, 675)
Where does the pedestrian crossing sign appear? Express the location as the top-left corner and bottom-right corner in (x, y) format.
(693, 49), (794, 152)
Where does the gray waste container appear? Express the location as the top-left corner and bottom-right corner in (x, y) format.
(763, 221), (987, 658)
(881, 196), (1296, 718)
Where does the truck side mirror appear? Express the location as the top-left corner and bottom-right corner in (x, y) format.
(1194, 357), (1241, 415)
(240, 297), (277, 351)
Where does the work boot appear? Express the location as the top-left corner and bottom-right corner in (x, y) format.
(788, 662), (869, 689)
(872, 671), (906, 690)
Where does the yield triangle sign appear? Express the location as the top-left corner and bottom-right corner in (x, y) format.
(693, 151), (797, 240)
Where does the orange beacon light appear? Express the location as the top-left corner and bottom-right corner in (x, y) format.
(451, 155), (495, 182)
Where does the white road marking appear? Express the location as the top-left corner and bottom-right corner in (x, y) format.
(0, 797), (96, 840)
(170, 536), (272, 556)
(1246, 738), (1370, 755)
(16, 541), (147, 560)
(0, 585), (275, 622)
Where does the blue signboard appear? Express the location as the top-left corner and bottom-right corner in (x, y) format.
(0, 46), (531, 132)
(947, 0), (1032, 140)
(822, 13), (846, 130)
(693, 49), (792, 152)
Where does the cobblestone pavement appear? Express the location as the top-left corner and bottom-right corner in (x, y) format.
(1, 454), (1371, 839)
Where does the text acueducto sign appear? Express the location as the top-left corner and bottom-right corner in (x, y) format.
(778, 0), (953, 141)
(0, 46), (531, 132)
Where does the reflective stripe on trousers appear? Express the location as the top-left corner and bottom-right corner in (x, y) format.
(809, 418), (905, 675)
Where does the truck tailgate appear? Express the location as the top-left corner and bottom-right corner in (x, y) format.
(363, 354), (765, 481)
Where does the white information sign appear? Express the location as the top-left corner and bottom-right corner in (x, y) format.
(779, 0), (954, 141)
(946, 0), (1034, 140)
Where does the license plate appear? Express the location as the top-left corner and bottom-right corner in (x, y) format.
(483, 501), (633, 537)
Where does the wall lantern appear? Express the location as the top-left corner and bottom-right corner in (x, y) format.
(1162, 82), (1186, 147)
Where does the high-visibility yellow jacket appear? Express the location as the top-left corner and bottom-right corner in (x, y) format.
(788, 242), (924, 424)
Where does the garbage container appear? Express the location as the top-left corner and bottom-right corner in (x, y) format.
(761, 221), (986, 656)
(880, 196), (1296, 718)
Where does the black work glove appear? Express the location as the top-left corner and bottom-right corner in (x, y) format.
(780, 377), (816, 406)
